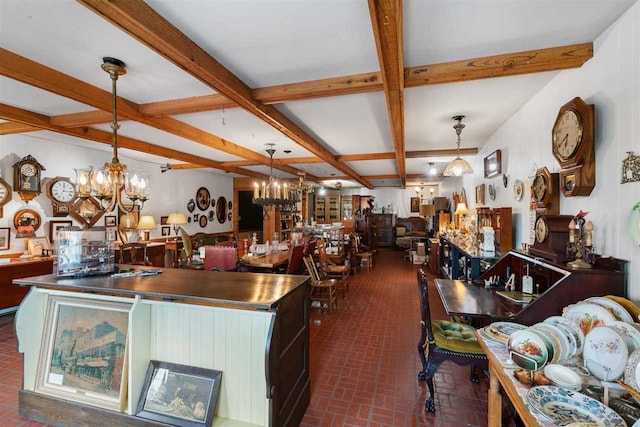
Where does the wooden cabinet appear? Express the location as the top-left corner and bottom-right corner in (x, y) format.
(477, 251), (626, 326)
(428, 238), (440, 275)
(15, 268), (310, 426)
(371, 214), (394, 247)
(439, 236), (500, 281)
(315, 193), (340, 224)
(476, 207), (513, 250)
(115, 242), (165, 267)
(0, 258), (53, 312)
(355, 213), (372, 246)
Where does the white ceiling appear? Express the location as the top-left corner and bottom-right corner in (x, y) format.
(0, 0), (636, 188)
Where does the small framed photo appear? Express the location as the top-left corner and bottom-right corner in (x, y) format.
(0, 227), (10, 250)
(104, 215), (117, 227)
(35, 296), (131, 412)
(160, 216), (169, 226)
(49, 220), (73, 244)
(27, 236), (51, 257)
(475, 184), (486, 205)
(136, 360), (222, 426)
(161, 226), (171, 237)
(410, 197), (420, 213)
(484, 149), (502, 178)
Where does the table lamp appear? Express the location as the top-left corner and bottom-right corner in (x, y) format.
(167, 213), (187, 241)
(454, 202), (469, 230)
(119, 213), (139, 242)
(420, 204), (436, 233)
(136, 215), (157, 241)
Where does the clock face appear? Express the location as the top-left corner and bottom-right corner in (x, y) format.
(535, 216), (548, 243)
(20, 163), (37, 177)
(0, 180), (9, 203)
(532, 175), (547, 203)
(553, 110), (582, 160)
(51, 180), (76, 203)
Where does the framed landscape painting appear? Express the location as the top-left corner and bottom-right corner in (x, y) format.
(136, 360), (222, 426)
(35, 296), (132, 412)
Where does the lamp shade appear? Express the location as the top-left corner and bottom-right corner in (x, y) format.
(420, 204), (436, 217)
(443, 158), (473, 176)
(136, 215), (157, 231)
(119, 213), (138, 229)
(454, 202), (469, 216)
(167, 213), (187, 225)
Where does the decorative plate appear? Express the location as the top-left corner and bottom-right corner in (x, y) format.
(608, 321), (640, 353)
(563, 302), (616, 336)
(543, 364), (582, 390)
(545, 316), (585, 356)
(489, 322), (527, 340)
(196, 187), (210, 211)
(199, 215), (207, 228)
(534, 323), (572, 363)
(187, 199), (196, 213)
(583, 326), (628, 381)
(530, 325), (559, 363)
(527, 386), (627, 426)
(513, 179), (524, 201)
(210, 197), (216, 209)
(479, 326), (508, 345)
(508, 329), (549, 371)
(586, 297), (634, 323)
(624, 349), (640, 403)
(629, 202), (640, 247)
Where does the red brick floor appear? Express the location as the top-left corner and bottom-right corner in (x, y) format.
(0, 249), (493, 426)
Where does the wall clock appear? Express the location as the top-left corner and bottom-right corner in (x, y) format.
(196, 187), (210, 211)
(0, 177), (12, 218)
(70, 197), (104, 228)
(531, 167), (559, 215)
(46, 176), (77, 217)
(13, 155), (46, 202)
(13, 208), (41, 238)
(529, 214), (573, 263)
(552, 97), (595, 197)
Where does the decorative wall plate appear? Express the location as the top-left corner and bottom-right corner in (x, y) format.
(196, 187), (210, 211)
(199, 215), (207, 227)
(624, 349), (640, 403)
(210, 198), (215, 209)
(187, 199), (195, 213)
(513, 180), (524, 201)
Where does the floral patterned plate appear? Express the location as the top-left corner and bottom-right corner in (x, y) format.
(583, 326), (628, 381)
(624, 348), (640, 404)
(527, 386), (627, 426)
(488, 321), (527, 340)
(563, 302), (616, 336)
(586, 296), (634, 323)
(608, 320), (640, 353)
(508, 329), (549, 371)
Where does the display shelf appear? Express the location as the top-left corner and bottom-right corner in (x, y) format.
(439, 236), (500, 282)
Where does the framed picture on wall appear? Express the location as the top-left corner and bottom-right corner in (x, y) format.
(161, 226), (170, 237)
(484, 150), (502, 178)
(104, 215), (117, 227)
(410, 197), (420, 213)
(160, 216), (168, 226)
(475, 184), (486, 205)
(0, 227), (10, 250)
(49, 220), (73, 244)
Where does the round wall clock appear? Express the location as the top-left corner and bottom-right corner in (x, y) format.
(196, 187), (210, 211)
(46, 176), (77, 217)
(199, 215), (207, 227)
(13, 208), (41, 238)
(187, 199), (195, 213)
(0, 177), (12, 217)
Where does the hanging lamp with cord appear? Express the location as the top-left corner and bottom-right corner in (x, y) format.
(443, 115), (474, 177)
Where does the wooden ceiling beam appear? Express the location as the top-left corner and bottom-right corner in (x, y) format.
(369, 0), (406, 187)
(78, 0), (373, 189)
(0, 121), (39, 135)
(0, 102), (269, 180)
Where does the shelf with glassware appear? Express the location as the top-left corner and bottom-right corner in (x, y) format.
(294, 224), (345, 255)
(476, 207), (513, 251)
(314, 193), (340, 224)
(438, 235), (501, 282)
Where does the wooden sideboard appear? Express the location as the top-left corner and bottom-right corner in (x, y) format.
(0, 258), (53, 313)
(114, 242), (165, 267)
(14, 267), (311, 426)
(371, 214), (394, 247)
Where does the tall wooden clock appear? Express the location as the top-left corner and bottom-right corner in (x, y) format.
(529, 214), (573, 263)
(0, 178), (12, 218)
(551, 97), (595, 197)
(12, 155), (46, 202)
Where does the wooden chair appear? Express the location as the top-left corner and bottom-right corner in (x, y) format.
(303, 255), (337, 314)
(119, 242), (150, 265)
(203, 246), (240, 271)
(317, 239), (350, 297)
(416, 269), (488, 412)
(178, 227), (196, 268)
(285, 243), (305, 274)
(352, 233), (374, 271)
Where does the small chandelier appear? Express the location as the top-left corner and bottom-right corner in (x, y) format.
(75, 57), (149, 212)
(252, 144), (296, 210)
(443, 115), (474, 177)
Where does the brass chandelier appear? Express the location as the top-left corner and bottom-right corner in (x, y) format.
(75, 57), (149, 212)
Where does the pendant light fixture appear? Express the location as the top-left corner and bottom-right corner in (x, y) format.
(443, 115), (474, 177)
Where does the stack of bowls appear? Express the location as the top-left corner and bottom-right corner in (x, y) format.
(543, 363), (583, 391)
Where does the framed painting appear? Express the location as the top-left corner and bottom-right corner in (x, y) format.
(35, 295), (132, 412)
(49, 220), (73, 244)
(160, 216), (168, 226)
(26, 236), (51, 256)
(475, 184), (486, 205)
(410, 197), (420, 213)
(136, 360), (222, 426)
(484, 150), (502, 178)
(104, 215), (117, 227)
(161, 226), (170, 237)
(0, 227), (10, 250)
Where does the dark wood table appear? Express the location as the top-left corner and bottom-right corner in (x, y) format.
(243, 250), (290, 272)
(435, 278), (518, 324)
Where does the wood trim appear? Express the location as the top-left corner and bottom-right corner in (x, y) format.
(0, 121), (39, 135)
(78, 0), (372, 189)
(369, 0), (406, 186)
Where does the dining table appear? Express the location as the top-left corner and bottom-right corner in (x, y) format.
(242, 250), (290, 272)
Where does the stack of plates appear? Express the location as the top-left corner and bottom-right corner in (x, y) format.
(544, 364), (583, 391)
(479, 321), (526, 345)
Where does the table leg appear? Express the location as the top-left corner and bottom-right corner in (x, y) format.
(488, 363), (502, 427)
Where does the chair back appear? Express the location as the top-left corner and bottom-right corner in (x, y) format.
(303, 238), (317, 258)
(286, 243), (305, 274)
(316, 239), (329, 267)
(204, 246), (239, 271)
(417, 269), (434, 345)
(303, 255), (321, 284)
(178, 227), (193, 268)
(119, 242), (149, 265)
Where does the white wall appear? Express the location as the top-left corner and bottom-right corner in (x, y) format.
(462, 2), (640, 298)
(0, 133), (233, 255)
